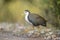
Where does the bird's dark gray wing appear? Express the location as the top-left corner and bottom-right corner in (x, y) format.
(28, 13), (46, 26)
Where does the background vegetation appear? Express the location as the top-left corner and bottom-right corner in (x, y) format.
(0, 0), (60, 29)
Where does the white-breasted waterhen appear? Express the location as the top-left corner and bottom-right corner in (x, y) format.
(24, 10), (47, 30)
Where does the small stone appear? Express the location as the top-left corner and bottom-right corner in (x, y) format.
(27, 30), (34, 37)
(44, 35), (52, 40)
(40, 30), (45, 34)
(49, 32), (53, 35)
(28, 30), (34, 34)
(45, 33), (50, 36)
(52, 34), (56, 38)
(28, 33), (32, 37)
(45, 28), (51, 32)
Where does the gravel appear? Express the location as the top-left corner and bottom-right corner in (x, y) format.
(0, 22), (60, 40)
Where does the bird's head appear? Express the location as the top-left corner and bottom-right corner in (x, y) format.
(24, 10), (30, 15)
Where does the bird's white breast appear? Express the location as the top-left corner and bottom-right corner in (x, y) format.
(25, 13), (32, 24)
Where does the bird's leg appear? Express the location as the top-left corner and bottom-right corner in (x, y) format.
(37, 26), (41, 31)
(32, 26), (35, 30)
(31, 25), (41, 31)
(33, 26), (41, 32)
(32, 25), (39, 30)
(30, 25), (35, 30)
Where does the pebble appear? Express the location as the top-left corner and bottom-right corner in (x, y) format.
(27, 30), (34, 37)
(45, 28), (52, 32)
(49, 31), (53, 35)
(40, 31), (45, 34)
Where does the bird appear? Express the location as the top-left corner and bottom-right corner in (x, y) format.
(24, 10), (47, 29)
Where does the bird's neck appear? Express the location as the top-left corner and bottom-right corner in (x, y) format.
(25, 12), (32, 24)
(25, 12), (30, 16)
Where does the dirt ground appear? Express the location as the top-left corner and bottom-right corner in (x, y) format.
(0, 31), (44, 40)
(0, 31), (60, 40)
(0, 23), (60, 40)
